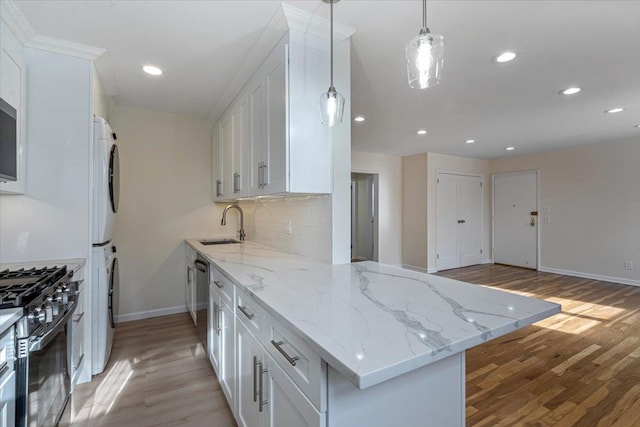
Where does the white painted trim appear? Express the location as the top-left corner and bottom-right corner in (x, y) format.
(539, 266), (640, 287)
(116, 305), (188, 323)
(1, 0), (104, 60)
(282, 4), (356, 41)
(401, 264), (439, 274)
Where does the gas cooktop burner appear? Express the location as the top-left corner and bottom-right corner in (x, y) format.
(0, 266), (68, 308)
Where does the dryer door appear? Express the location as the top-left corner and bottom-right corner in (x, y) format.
(108, 257), (119, 328)
(109, 145), (120, 214)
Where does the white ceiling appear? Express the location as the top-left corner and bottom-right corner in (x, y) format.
(13, 1), (640, 159)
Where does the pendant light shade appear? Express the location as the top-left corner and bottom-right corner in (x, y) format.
(320, 0), (344, 126)
(320, 87), (345, 127)
(406, 0), (444, 89)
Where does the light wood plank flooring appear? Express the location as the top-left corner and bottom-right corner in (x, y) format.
(60, 314), (236, 427)
(62, 264), (640, 426)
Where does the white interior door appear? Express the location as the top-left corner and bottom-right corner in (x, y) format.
(493, 171), (538, 269)
(437, 173), (483, 271)
(459, 175), (482, 267)
(436, 174), (460, 270)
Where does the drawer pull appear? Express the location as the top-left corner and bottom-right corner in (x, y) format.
(238, 305), (255, 320)
(73, 312), (85, 323)
(214, 280), (224, 289)
(73, 354), (84, 371)
(271, 340), (299, 366)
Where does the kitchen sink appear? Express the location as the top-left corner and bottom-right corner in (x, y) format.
(199, 238), (241, 245)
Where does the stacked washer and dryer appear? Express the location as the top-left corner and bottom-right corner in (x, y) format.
(92, 117), (120, 375)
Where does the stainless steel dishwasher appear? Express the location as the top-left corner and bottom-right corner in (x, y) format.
(193, 256), (209, 349)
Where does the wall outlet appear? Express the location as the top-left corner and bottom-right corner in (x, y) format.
(285, 220), (292, 235)
(624, 261), (633, 271)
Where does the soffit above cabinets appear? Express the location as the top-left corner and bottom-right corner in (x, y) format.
(11, 0), (640, 159)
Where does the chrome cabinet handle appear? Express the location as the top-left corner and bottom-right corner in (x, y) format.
(253, 355), (259, 403)
(217, 304), (222, 336)
(262, 163), (267, 188)
(238, 305), (255, 320)
(258, 162), (264, 188)
(270, 340), (299, 366)
(0, 361), (8, 377)
(258, 360), (268, 412)
(194, 259), (208, 273)
(216, 179), (222, 197)
(213, 301), (218, 332)
(73, 354), (84, 371)
(73, 312), (85, 323)
(214, 280), (224, 289)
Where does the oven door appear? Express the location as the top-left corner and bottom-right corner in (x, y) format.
(17, 303), (76, 427)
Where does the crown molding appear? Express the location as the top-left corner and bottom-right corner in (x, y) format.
(1, 0), (105, 60)
(282, 4), (355, 41)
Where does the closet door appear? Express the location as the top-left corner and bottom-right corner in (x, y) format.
(436, 173), (483, 271)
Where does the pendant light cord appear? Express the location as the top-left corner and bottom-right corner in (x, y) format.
(423, 0), (427, 29)
(330, 0), (334, 88)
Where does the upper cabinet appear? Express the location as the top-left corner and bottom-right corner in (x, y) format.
(0, 19), (27, 194)
(213, 30), (333, 202)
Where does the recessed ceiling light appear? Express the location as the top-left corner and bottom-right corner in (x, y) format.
(354, 116), (365, 122)
(143, 65), (163, 76)
(495, 51), (518, 63)
(505, 146), (515, 151)
(604, 107), (624, 114)
(560, 87), (581, 95)
(635, 124), (640, 128)
(417, 130), (427, 135)
(465, 139), (475, 144)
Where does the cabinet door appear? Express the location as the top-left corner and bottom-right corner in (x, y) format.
(264, 352), (324, 427)
(236, 320), (263, 427)
(219, 300), (236, 408)
(0, 371), (16, 427)
(221, 113), (234, 199)
(249, 76), (267, 196)
(232, 96), (248, 198)
(186, 264), (196, 325)
(213, 122), (224, 201)
(264, 45), (287, 194)
(209, 287), (221, 374)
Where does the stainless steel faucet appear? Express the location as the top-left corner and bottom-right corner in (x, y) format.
(221, 204), (246, 241)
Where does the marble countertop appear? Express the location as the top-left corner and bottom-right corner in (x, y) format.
(0, 258), (86, 275)
(186, 239), (560, 389)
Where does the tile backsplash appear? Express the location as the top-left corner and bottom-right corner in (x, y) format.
(239, 195), (332, 263)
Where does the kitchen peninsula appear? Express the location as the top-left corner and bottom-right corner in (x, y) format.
(186, 239), (560, 427)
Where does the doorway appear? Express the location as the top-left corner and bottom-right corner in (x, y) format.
(436, 172), (483, 271)
(351, 173), (378, 262)
(492, 170), (539, 269)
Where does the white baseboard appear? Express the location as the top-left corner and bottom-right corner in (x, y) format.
(539, 266), (640, 287)
(401, 264), (429, 273)
(116, 305), (188, 323)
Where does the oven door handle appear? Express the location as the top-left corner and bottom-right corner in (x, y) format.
(29, 301), (77, 352)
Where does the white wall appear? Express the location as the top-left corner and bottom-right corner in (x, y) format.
(108, 105), (228, 319)
(352, 151), (403, 266)
(402, 154), (428, 270)
(491, 138), (640, 285)
(0, 48), (92, 263)
(427, 153), (492, 272)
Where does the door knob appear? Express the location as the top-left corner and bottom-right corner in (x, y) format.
(530, 217), (536, 227)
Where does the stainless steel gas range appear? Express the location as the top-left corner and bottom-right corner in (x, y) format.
(0, 266), (79, 427)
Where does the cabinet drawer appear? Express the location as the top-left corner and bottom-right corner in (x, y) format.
(210, 267), (234, 307)
(235, 287), (265, 340)
(264, 317), (326, 412)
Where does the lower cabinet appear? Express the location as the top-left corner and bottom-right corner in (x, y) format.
(209, 285), (236, 409)
(235, 311), (324, 427)
(185, 260), (196, 326)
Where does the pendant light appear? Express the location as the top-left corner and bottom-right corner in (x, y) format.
(320, 0), (344, 126)
(405, 0), (444, 89)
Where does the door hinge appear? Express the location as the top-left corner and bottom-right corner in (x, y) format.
(480, 249), (483, 254)
(437, 178), (440, 184)
(437, 254), (440, 259)
(480, 182), (483, 187)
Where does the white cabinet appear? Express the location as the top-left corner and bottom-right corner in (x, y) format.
(236, 319), (323, 427)
(207, 265), (236, 408)
(213, 30), (333, 201)
(70, 279), (86, 387)
(185, 247), (196, 325)
(0, 19), (27, 194)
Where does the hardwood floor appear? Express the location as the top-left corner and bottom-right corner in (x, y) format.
(60, 314), (236, 427)
(62, 264), (640, 426)
(437, 264), (640, 426)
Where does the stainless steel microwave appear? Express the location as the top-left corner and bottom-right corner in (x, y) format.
(0, 97), (17, 182)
